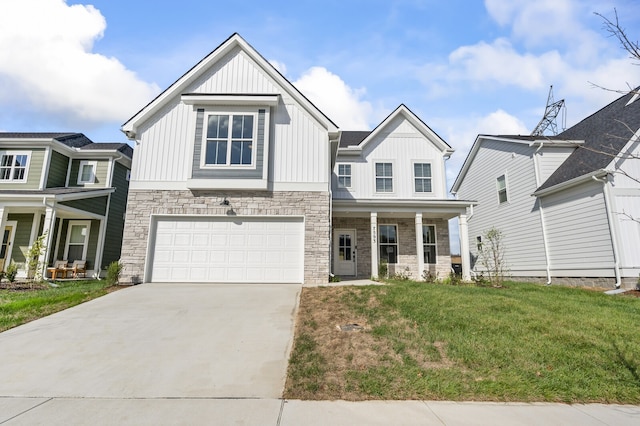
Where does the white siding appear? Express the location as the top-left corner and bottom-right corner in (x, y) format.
(131, 47), (328, 187)
(609, 136), (640, 189)
(542, 182), (615, 275)
(333, 116), (447, 199)
(535, 146), (574, 185)
(612, 192), (640, 269)
(456, 140), (548, 275)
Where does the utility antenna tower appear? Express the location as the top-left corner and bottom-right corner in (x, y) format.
(531, 85), (566, 136)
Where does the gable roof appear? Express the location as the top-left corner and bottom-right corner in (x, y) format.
(121, 33), (338, 138)
(0, 133), (132, 159)
(338, 104), (452, 154)
(536, 88), (640, 192)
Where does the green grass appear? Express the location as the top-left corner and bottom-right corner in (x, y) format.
(0, 280), (118, 332)
(286, 281), (640, 402)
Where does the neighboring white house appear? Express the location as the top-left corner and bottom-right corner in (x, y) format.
(118, 33), (473, 285)
(452, 89), (640, 289)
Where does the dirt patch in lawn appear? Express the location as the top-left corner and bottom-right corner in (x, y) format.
(284, 286), (455, 400)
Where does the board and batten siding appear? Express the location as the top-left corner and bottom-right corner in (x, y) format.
(333, 116), (447, 199)
(0, 149), (45, 190)
(46, 150), (69, 188)
(611, 191), (640, 271)
(456, 140), (547, 275)
(541, 181), (615, 275)
(131, 47), (328, 187)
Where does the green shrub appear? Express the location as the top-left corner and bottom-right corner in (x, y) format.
(378, 260), (388, 278)
(106, 261), (122, 286)
(5, 261), (18, 283)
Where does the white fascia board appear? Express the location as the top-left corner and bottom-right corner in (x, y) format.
(55, 188), (115, 202)
(532, 169), (608, 197)
(181, 94), (279, 106)
(333, 198), (476, 210)
(122, 34), (338, 138)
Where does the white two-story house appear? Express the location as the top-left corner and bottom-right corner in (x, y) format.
(119, 33), (473, 285)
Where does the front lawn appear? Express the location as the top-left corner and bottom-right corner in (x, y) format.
(0, 280), (120, 332)
(284, 281), (640, 403)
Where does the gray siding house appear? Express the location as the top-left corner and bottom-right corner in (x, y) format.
(0, 133), (132, 278)
(452, 89), (640, 288)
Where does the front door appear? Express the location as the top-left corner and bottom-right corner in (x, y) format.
(334, 229), (356, 276)
(0, 222), (16, 271)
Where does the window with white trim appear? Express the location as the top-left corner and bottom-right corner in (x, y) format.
(337, 164), (351, 188)
(78, 161), (97, 184)
(204, 113), (255, 166)
(64, 221), (90, 262)
(423, 225), (436, 264)
(0, 152), (29, 182)
(497, 174), (508, 203)
(375, 162), (393, 192)
(414, 163), (432, 193)
(379, 224), (398, 264)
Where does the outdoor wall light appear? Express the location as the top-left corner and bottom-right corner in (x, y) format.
(220, 198), (230, 206)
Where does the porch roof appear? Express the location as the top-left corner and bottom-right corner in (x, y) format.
(332, 198), (475, 219)
(0, 187), (114, 202)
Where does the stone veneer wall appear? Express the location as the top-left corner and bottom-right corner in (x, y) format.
(332, 216), (452, 280)
(120, 190), (330, 285)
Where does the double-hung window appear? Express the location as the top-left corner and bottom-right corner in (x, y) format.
(379, 224), (398, 264)
(423, 225), (436, 264)
(414, 163), (432, 193)
(204, 114), (255, 166)
(64, 221), (90, 262)
(78, 161), (97, 184)
(375, 162), (393, 192)
(0, 152), (29, 182)
(497, 174), (508, 203)
(337, 164), (351, 188)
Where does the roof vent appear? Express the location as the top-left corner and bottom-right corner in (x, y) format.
(626, 91), (640, 106)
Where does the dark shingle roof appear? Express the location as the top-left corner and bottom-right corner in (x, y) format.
(339, 131), (371, 148)
(80, 143), (133, 159)
(537, 89), (640, 191)
(0, 132), (93, 148)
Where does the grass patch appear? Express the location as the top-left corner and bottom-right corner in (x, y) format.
(284, 281), (640, 403)
(0, 280), (120, 332)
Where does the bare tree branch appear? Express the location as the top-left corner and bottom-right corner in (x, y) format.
(595, 9), (640, 64)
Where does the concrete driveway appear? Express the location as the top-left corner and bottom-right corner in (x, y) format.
(0, 283), (301, 399)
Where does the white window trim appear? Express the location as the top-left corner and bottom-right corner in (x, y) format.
(497, 173), (509, 204)
(63, 220), (91, 261)
(0, 151), (31, 183)
(378, 223), (399, 264)
(200, 109), (259, 170)
(423, 224), (437, 264)
(77, 160), (98, 184)
(374, 161), (395, 194)
(412, 161), (434, 194)
(337, 163), (352, 189)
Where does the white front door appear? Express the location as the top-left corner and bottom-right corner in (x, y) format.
(334, 229), (356, 276)
(0, 221), (16, 271)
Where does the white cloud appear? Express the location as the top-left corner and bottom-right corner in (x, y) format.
(292, 66), (374, 129)
(0, 0), (158, 125)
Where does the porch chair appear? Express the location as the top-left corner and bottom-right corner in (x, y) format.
(47, 260), (69, 280)
(66, 260), (87, 278)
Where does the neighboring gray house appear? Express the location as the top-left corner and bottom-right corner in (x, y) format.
(119, 33), (473, 285)
(451, 89), (640, 288)
(0, 133), (132, 278)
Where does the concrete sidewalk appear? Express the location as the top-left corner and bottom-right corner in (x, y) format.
(2, 397), (639, 425)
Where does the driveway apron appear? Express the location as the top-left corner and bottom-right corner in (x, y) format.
(0, 283), (301, 399)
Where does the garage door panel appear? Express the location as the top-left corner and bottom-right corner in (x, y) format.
(150, 217), (304, 283)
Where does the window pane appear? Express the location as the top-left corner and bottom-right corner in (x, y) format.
(241, 141), (252, 164)
(424, 246), (436, 264)
(376, 163), (392, 177)
(242, 115), (253, 138)
(230, 141), (252, 165)
(205, 141), (227, 164)
(15, 155), (27, 167)
(380, 245), (397, 264)
(207, 115), (228, 138)
(379, 225), (397, 244)
(1, 155), (12, 167)
(67, 245), (84, 262)
(414, 163), (423, 178)
(415, 163), (431, 178)
(423, 225), (435, 243)
(69, 225), (87, 244)
(343, 176), (351, 187)
(80, 164), (93, 181)
(232, 115), (243, 138)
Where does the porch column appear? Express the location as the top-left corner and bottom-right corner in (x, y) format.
(459, 213), (471, 281)
(370, 212), (378, 279)
(415, 213), (424, 278)
(38, 205), (56, 278)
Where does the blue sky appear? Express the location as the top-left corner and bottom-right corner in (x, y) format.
(1, 0), (639, 250)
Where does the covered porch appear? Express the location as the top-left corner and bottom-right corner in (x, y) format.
(332, 199), (473, 281)
(0, 188), (113, 279)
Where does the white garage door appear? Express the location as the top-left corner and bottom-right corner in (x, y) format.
(149, 216), (304, 283)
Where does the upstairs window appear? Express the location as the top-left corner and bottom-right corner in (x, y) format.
(204, 114), (255, 166)
(414, 163), (432, 193)
(375, 162), (393, 192)
(0, 152), (29, 182)
(497, 174), (508, 203)
(337, 164), (351, 188)
(78, 161), (97, 184)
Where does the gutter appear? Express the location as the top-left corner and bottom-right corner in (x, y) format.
(592, 174), (622, 288)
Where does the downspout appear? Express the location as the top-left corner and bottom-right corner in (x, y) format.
(592, 174), (622, 288)
(531, 142), (551, 284)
